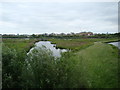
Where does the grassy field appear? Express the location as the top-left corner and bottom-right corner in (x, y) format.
(49, 38), (119, 51)
(74, 42), (118, 88)
(2, 38), (118, 51)
(49, 38), (119, 88)
(55, 40), (119, 88)
(2, 38), (119, 88)
(2, 38), (38, 52)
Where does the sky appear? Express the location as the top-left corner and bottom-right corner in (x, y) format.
(0, 1), (118, 34)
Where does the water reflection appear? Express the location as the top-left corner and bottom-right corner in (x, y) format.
(108, 42), (120, 49)
(28, 41), (67, 57)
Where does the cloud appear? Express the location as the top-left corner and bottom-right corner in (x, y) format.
(0, 2), (118, 34)
(0, 21), (18, 28)
(0, 0), (119, 2)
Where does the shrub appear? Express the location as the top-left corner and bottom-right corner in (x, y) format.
(2, 46), (26, 88)
(22, 47), (58, 88)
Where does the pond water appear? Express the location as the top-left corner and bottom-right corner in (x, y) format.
(28, 41), (68, 57)
(108, 41), (120, 49)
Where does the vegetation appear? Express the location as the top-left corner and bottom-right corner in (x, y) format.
(49, 38), (119, 51)
(2, 46), (26, 88)
(2, 38), (38, 52)
(2, 37), (120, 88)
(2, 32), (120, 39)
(72, 42), (118, 88)
(21, 47), (57, 88)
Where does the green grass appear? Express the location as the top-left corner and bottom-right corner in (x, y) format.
(58, 41), (119, 88)
(2, 38), (38, 52)
(49, 38), (119, 51)
(3, 38), (119, 51)
(72, 42), (119, 88)
(2, 38), (119, 88)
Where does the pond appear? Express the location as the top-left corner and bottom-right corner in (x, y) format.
(108, 41), (120, 49)
(28, 41), (68, 57)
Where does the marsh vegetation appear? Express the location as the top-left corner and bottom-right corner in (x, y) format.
(2, 38), (120, 88)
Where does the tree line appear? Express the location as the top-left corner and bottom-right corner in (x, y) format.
(1, 32), (120, 39)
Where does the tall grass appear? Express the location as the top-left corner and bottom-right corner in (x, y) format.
(2, 45), (26, 88)
(21, 47), (86, 88)
(2, 38), (119, 88)
(2, 45), (86, 88)
(22, 47), (56, 88)
(49, 38), (119, 51)
(2, 38), (38, 52)
(75, 42), (119, 88)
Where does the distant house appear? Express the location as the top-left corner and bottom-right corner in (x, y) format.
(87, 32), (94, 36)
(77, 32), (93, 36)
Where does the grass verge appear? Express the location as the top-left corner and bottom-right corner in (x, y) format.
(74, 42), (119, 88)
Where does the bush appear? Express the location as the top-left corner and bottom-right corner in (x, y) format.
(2, 46), (26, 88)
(22, 47), (58, 88)
(2, 46), (84, 88)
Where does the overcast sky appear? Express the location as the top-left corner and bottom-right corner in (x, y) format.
(0, 2), (118, 34)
